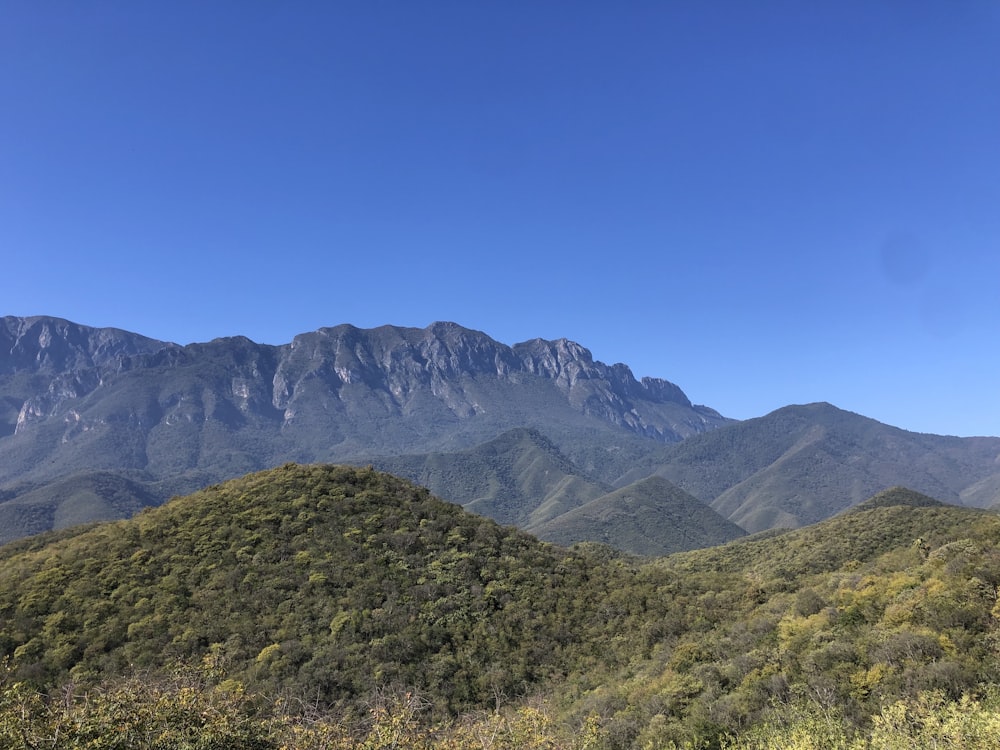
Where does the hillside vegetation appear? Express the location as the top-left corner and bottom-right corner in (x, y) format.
(2, 469), (1000, 748)
(0, 464), (646, 717)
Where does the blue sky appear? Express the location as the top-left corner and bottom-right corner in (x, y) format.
(3, 2), (998, 437)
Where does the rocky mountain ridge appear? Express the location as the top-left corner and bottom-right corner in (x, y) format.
(0, 315), (727, 544)
(4, 317), (721, 443)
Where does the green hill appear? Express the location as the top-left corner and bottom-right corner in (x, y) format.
(0, 464), (639, 717)
(3, 464), (1000, 748)
(600, 498), (1000, 747)
(845, 485), (947, 513)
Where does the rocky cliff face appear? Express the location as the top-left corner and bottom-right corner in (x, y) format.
(0, 316), (168, 375)
(267, 322), (717, 439)
(1, 317), (172, 440)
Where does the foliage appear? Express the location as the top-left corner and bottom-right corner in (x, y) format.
(6, 665), (1000, 750)
(0, 659), (277, 750)
(0, 657), (601, 750)
(722, 691), (1000, 749)
(595, 501), (1000, 747)
(0, 464), (642, 718)
(3, 463), (1000, 747)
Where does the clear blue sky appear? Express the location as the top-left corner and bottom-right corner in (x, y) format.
(3, 2), (998, 437)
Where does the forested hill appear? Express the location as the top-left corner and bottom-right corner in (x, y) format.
(0, 463), (643, 715)
(4, 466), (1000, 748)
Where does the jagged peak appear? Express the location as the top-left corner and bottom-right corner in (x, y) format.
(513, 336), (594, 361)
(2, 315), (167, 342)
(640, 376), (692, 408)
(278, 324), (700, 409)
(0, 315), (170, 375)
(423, 320), (489, 339)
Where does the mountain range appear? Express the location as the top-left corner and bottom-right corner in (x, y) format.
(2, 314), (999, 551)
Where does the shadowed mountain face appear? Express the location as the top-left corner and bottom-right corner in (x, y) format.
(0, 316), (727, 543)
(369, 429), (747, 556)
(533, 475), (747, 556)
(370, 427), (613, 530)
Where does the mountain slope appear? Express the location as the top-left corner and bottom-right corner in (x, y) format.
(631, 402), (1000, 532)
(5, 317), (1000, 549)
(371, 430), (752, 557)
(0, 470), (162, 544)
(370, 427), (611, 529)
(532, 474), (746, 555)
(603, 495), (1000, 746)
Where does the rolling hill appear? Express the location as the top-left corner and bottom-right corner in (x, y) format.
(533, 475), (746, 556)
(0, 463), (638, 715)
(3, 465), (1000, 748)
(369, 427), (611, 529)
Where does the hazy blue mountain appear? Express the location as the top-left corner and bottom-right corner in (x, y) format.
(370, 427), (612, 529)
(0, 470), (162, 545)
(532, 475), (747, 556)
(5, 316), (1000, 549)
(628, 402), (1000, 532)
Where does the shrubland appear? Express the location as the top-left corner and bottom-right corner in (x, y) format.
(2, 467), (1000, 748)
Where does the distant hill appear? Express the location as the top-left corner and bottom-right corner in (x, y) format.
(627, 402), (1000, 532)
(845, 485), (947, 513)
(370, 427), (611, 528)
(533, 475), (746, 555)
(0, 470), (161, 544)
(370, 430), (746, 556)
